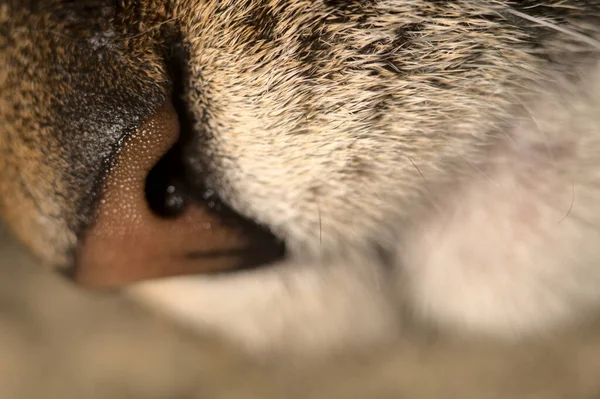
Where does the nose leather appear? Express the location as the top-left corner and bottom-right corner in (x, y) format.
(74, 103), (280, 289)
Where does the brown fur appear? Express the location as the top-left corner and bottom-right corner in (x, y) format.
(0, 1), (170, 264)
(2, 0), (598, 265)
(3, 0), (600, 374)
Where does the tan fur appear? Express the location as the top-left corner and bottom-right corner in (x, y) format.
(2, 0), (600, 358)
(132, 1), (600, 353)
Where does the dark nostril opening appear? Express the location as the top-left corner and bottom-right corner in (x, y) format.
(77, 102), (285, 288)
(135, 43), (287, 276)
(144, 138), (287, 271)
(145, 142), (191, 218)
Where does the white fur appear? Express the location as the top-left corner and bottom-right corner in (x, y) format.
(401, 64), (600, 337)
(130, 260), (399, 355)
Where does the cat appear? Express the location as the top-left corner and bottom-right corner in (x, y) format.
(1, 0), (600, 356)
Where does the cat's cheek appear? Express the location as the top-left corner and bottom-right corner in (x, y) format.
(399, 161), (600, 338)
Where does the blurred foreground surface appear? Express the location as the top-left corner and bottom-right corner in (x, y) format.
(1, 223), (600, 399)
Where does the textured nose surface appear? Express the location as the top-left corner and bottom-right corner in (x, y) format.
(75, 103), (282, 289)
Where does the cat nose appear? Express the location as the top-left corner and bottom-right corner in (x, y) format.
(74, 102), (284, 289)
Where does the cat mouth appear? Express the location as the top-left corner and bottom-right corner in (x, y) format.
(72, 102), (285, 289)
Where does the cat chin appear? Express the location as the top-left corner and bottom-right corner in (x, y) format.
(127, 260), (400, 356)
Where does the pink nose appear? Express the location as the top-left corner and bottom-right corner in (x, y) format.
(74, 103), (272, 289)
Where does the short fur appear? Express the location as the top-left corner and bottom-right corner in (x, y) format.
(2, 1), (600, 355)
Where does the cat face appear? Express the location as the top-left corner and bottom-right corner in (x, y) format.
(2, 1), (600, 354)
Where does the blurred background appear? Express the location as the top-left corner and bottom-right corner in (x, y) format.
(0, 223), (599, 399)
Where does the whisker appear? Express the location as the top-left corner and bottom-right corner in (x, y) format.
(406, 155), (428, 184)
(459, 154), (499, 187)
(505, 8), (600, 50)
(558, 183), (575, 224)
(406, 155), (443, 213)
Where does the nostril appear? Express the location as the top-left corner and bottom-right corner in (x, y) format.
(74, 102), (285, 289)
(144, 142), (190, 218)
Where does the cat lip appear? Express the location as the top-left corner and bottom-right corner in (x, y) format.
(184, 241), (285, 272)
(72, 102), (285, 289)
(185, 248), (251, 259)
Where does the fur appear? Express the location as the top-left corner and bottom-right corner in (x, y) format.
(2, 0), (600, 355)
